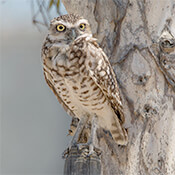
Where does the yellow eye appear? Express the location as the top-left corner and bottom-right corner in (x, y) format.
(79, 23), (86, 31)
(56, 24), (66, 32)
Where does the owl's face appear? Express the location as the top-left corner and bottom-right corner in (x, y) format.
(48, 14), (92, 47)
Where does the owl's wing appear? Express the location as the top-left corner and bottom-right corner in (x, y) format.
(43, 70), (76, 118)
(43, 69), (78, 135)
(85, 39), (125, 124)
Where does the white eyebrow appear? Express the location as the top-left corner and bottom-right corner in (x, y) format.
(75, 19), (89, 25)
(52, 20), (74, 28)
(52, 19), (89, 28)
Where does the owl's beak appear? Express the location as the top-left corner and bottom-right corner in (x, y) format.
(71, 28), (78, 40)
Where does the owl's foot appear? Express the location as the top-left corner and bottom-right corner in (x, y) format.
(62, 115), (88, 158)
(76, 115), (101, 157)
(62, 143), (101, 158)
(76, 142), (101, 157)
(62, 115), (101, 158)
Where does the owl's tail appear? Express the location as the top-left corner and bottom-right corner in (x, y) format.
(110, 115), (128, 145)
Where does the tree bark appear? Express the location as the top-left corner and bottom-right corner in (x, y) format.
(62, 0), (175, 174)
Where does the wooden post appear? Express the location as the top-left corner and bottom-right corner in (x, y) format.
(64, 146), (101, 175)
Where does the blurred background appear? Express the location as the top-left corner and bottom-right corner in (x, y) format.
(0, 0), (71, 174)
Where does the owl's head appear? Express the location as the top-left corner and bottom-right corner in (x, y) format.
(48, 14), (92, 46)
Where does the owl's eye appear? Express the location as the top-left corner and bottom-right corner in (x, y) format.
(56, 24), (66, 32)
(79, 23), (86, 31)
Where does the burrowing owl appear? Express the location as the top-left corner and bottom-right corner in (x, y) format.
(42, 14), (128, 149)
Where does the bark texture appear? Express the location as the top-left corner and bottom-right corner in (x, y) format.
(62, 0), (175, 174)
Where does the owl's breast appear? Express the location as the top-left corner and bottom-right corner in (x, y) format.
(65, 73), (107, 111)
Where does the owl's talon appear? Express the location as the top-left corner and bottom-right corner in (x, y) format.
(62, 143), (101, 159)
(88, 145), (102, 157)
(62, 142), (79, 158)
(76, 143), (101, 157)
(62, 148), (70, 158)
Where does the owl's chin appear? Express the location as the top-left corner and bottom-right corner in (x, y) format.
(59, 44), (70, 55)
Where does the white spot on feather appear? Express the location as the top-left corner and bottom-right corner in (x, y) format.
(98, 59), (102, 66)
(79, 57), (84, 64)
(73, 45), (78, 51)
(99, 70), (106, 77)
(89, 70), (94, 75)
(70, 53), (74, 59)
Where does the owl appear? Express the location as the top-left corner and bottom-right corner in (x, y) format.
(42, 14), (128, 152)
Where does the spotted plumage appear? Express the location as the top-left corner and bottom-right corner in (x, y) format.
(42, 14), (128, 145)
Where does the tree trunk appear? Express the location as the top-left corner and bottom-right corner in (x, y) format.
(62, 0), (175, 174)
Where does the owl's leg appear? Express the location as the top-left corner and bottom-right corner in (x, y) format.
(87, 115), (98, 155)
(70, 115), (88, 146)
(62, 115), (88, 157)
(78, 115), (101, 156)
